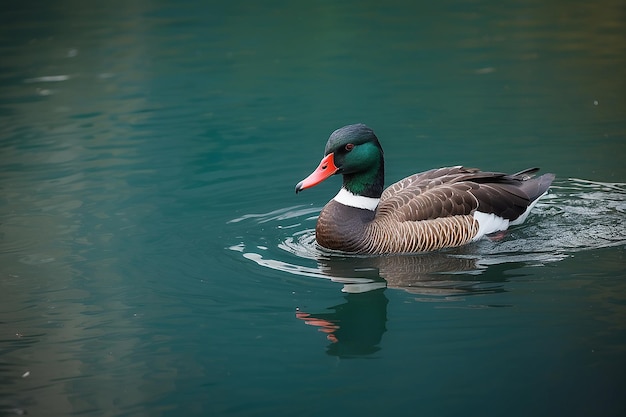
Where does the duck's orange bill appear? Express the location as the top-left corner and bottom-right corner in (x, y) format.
(295, 153), (339, 193)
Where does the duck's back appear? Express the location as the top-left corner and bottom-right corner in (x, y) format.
(377, 166), (553, 223)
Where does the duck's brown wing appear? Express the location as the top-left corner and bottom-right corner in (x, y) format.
(381, 166), (478, 200)
(376, 166), (552, 223)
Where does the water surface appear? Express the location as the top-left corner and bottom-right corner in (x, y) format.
(1, 1), (625, 416)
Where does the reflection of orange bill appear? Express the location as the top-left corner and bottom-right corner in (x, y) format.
(295, 311), (339, 343)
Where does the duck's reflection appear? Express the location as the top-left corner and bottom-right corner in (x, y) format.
(296, 251), (509, 357)
(318, 250), (504, 295)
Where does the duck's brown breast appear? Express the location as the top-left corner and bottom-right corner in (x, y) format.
(315, 200), (375, 253)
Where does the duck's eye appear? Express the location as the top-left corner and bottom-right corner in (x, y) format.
(345, 143), (354, 151)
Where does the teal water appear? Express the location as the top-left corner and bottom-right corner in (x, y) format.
(1, 1), (625, 416)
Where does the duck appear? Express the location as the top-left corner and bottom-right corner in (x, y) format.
(295, 124), (555, 254)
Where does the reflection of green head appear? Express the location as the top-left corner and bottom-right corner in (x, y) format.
(324, 289), (388, 358)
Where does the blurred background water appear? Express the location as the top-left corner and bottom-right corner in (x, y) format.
(0, 0), (625, 416)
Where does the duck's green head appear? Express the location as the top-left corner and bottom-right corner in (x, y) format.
(295, 124), (385, 198)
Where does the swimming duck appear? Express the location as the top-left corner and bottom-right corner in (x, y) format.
(295, 124), (555, 254)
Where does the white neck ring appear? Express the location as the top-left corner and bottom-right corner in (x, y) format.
(333, 188), (380, 211)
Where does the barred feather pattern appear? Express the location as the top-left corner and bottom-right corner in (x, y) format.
(359, 215), (479, 254)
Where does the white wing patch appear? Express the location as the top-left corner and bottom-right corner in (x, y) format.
(472, 190), (548, 241)
(510, 191), (547, 226)
(472, 211), (510, 241)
